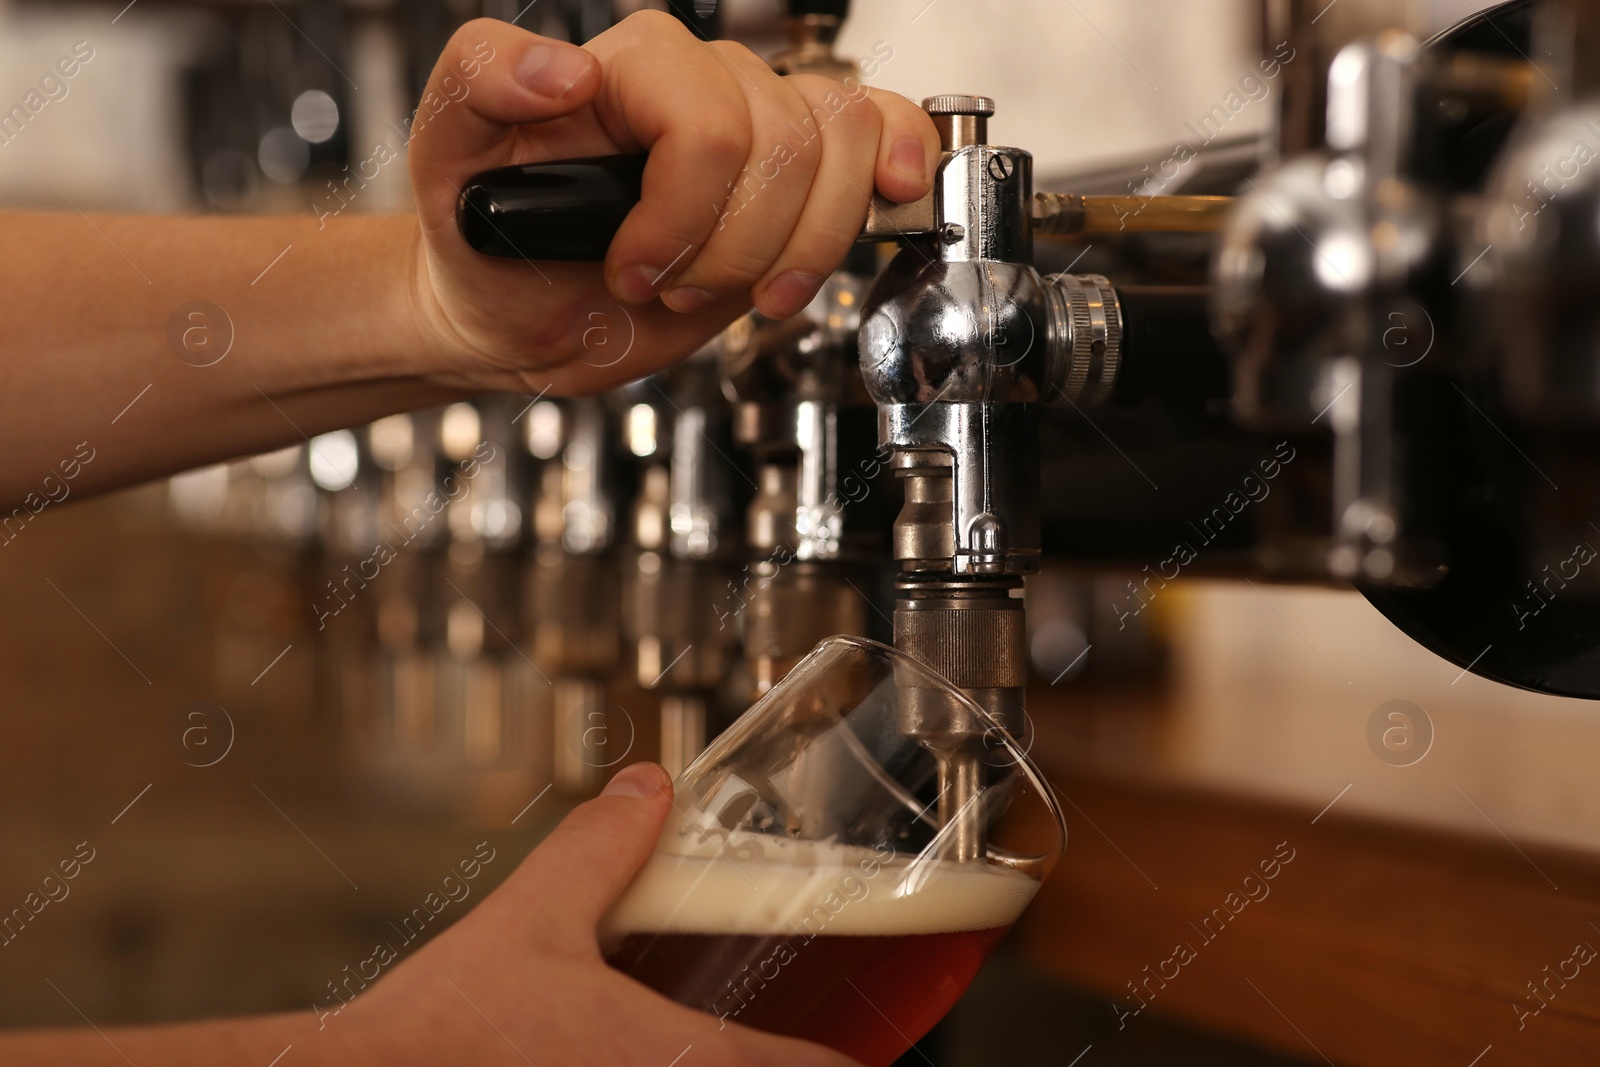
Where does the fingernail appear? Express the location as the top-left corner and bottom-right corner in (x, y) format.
(615, 265), (663, 304)
(603, 762), (666, 799)
(518, 43), (592, 98)
(662, 287), (714, 314)
(764, 270), (823, 317)
(889, 136), (927, 183)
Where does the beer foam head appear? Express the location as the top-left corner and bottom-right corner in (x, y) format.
(601, 831), (1039, 939)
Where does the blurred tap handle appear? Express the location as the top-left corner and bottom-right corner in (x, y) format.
(769, 0), (856, 81)
(1434, 51), (1535, 112)
(1030, 192), (1234, 236)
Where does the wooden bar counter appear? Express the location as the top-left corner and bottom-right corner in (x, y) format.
(1013, 580), (1600, 1065)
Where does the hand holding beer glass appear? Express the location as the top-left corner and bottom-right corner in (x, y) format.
(601, 636), (1066, 1066)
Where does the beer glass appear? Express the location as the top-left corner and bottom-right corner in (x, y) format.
(600, 635), (1066, 1066)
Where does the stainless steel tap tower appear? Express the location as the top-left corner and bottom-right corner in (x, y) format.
(858, 95), (1124, 860)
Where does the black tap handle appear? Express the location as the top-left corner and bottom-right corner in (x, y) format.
(455, 153), (647, 262)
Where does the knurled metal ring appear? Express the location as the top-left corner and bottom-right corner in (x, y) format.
(921, 94), (995, 117)
(1044, 272), (1122, 407)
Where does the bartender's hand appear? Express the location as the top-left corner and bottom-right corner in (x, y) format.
(407, 13), (939, 395)
(346, 763), (856, 1067)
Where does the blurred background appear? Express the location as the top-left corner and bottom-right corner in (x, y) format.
(3, 1), (1590, 1065)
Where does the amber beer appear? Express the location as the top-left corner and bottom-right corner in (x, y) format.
(601, 837), (1038, 1067)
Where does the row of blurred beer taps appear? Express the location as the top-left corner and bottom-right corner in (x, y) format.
(164, 273), (880, 813)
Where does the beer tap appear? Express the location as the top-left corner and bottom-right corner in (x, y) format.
(341, 401), (539, 817)
(619, 356), (747, 778)
(719, 277), (878, 704)
(1212, 31), (1457, 587)
(856, 95), (1130, 861)
(1481, 0), (1600, 423)
(168, 445), (318, 727)
(524, 395), (628, 795)
(307, 424), (385, 740)
(437, 398), (539, 818)
(767, 0), (858, 83)
(716, 0), (883, 706)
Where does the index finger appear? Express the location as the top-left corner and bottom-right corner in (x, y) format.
(407, 19), (602, 232)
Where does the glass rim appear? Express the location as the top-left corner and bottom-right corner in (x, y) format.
(675, 633), (1068, 865)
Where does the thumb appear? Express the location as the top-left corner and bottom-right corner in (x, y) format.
(408, 19), (602, 224)
(508, 762), (673, 956)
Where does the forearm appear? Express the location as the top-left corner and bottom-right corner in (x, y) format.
(0, 212), (457, 506)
